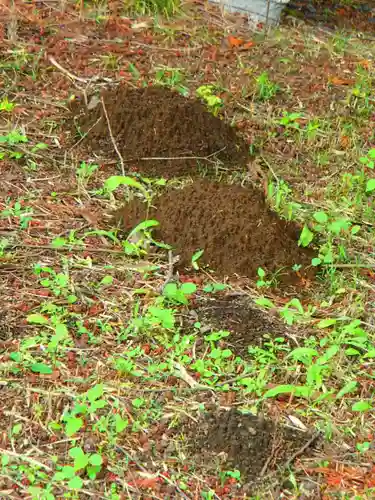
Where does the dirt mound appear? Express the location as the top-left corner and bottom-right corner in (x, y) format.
(185, 409), (317, 484)
(115, 179), (315, 284)
(71, 86), (248, 177)
(185, 295), (299, 357)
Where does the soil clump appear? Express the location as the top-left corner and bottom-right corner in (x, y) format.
(115, 179), (315, 284)
(71, 86), (248, 177)
(184, 408), (317, 484)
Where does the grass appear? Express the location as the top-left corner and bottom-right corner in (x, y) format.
(1, 1), (375, 499)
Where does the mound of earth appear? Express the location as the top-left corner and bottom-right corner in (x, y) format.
(184, 409), (317, 485)
(115, 179), (315, 284)
(70, 86), (248, 177)
(185, 295), (299, 357)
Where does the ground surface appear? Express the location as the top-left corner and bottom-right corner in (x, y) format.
(1, 1), (375, 499)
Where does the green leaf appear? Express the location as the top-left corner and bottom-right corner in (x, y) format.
(255, 297), (275, 308)
(100, 275), (113, 286)
(65, 417), (83, 437)
(86, 384), (104, 403)
(311, 257), (321, 266)
(352, 401), (373, 412)
(51, 237), (67, 248)
(89, 454), (102, 466)
(313, 211), (328, 224)
(317, 318), (337, 329)
(366, 178), (375, 193)
(127, 219), (159, 240)
(68, 476), (83, 489)
(337, 380), (357, 399)
(257, 267), (265, 278)
(30, 363), (53, 374)
(27, 313), (49, 325)
(317, 344), (339, 364)
(264, 384), (303, 398)
(114, 414), (128, 433)
(191, 249), (204, 270)
(298, 225), (314, 247)
(180, 282), (197, 295)
(104, 176), (148, 199)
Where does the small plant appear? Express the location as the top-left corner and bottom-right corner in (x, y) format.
(196, 85), (223, 116)
(155, 66), (188, 96)
(76, 161), (98, 187)
(256, 267), (272, 288)
(255, 72), (279, 101)
(0, 97), (16, 112)
(163, 282), (196, 305)
(126, 0), (180, 16)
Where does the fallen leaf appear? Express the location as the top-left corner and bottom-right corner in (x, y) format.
(227, 35), (244, 47)
(329, 76), (354, 86)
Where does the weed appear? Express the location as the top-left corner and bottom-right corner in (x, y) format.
(125, 0), (180, 16)
(196, 85), (223, 116)
(255, 72), (279, 101)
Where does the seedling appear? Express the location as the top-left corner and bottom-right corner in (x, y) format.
(255, 72), (279, 101)
(196, 85), (223, 116)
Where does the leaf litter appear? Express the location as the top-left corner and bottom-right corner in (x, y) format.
(0, 1), (375, 498)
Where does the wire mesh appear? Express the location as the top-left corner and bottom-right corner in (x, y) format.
(208, 0), (291, 28)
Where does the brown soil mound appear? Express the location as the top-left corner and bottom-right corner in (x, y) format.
(184, 409), (317, 484)
(185, 295), (300, 357)
(115, 179), (315, 284)
(71, 86), (248, 177)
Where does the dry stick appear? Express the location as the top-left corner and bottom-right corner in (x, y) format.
(100, 96), (125, 175)
(48, 55), (88, 84)
(283, 430), (321, 469)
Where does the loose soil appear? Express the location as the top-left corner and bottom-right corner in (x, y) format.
(184, 408), (317, 485)
(185, 295), (299, 357)
(115, 179), (315, 284)
(70, 86), (248, 177)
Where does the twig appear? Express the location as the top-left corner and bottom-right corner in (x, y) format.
(157, 250), (178, 293)
(2, 449), (52, 471)
(48, 55), (88, 84)
(260, 155), (279, 183)
(100, 96), (125, 175)
(283, 430), (321, 469)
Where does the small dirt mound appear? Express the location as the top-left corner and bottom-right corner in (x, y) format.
(185, 295), (298, 357)
(71, 86), (248, 177)
(186, 409), (316, 484)
(115, 179), (314, 284)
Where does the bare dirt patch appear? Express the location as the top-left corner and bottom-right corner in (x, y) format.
(70, 86), (248, 177)
(184, 408), (318, 486)
(115, 179), (315, 285)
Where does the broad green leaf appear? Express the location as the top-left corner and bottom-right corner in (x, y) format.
(27, 313), (49, 325)
(104, 176), (147, 198)
(366, 179), (375, 193)
(30, 363), (53, 374)
(352, 401), (372, 412)
(86, 384), (104, 403)
(68, 476), (83, 489)
(65, 417), (83, 437)
(180, 282), (197, 295)
(255, 297), (275, 308)
(298, 225), (314, 247)
(89, 454), (102, 467)
(313, 211), (328, 224)
(317, 318), (337, 329)
(51, 237), (67, 248)
(337, 380), (357, 399)
(127, 220), (159, 240)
